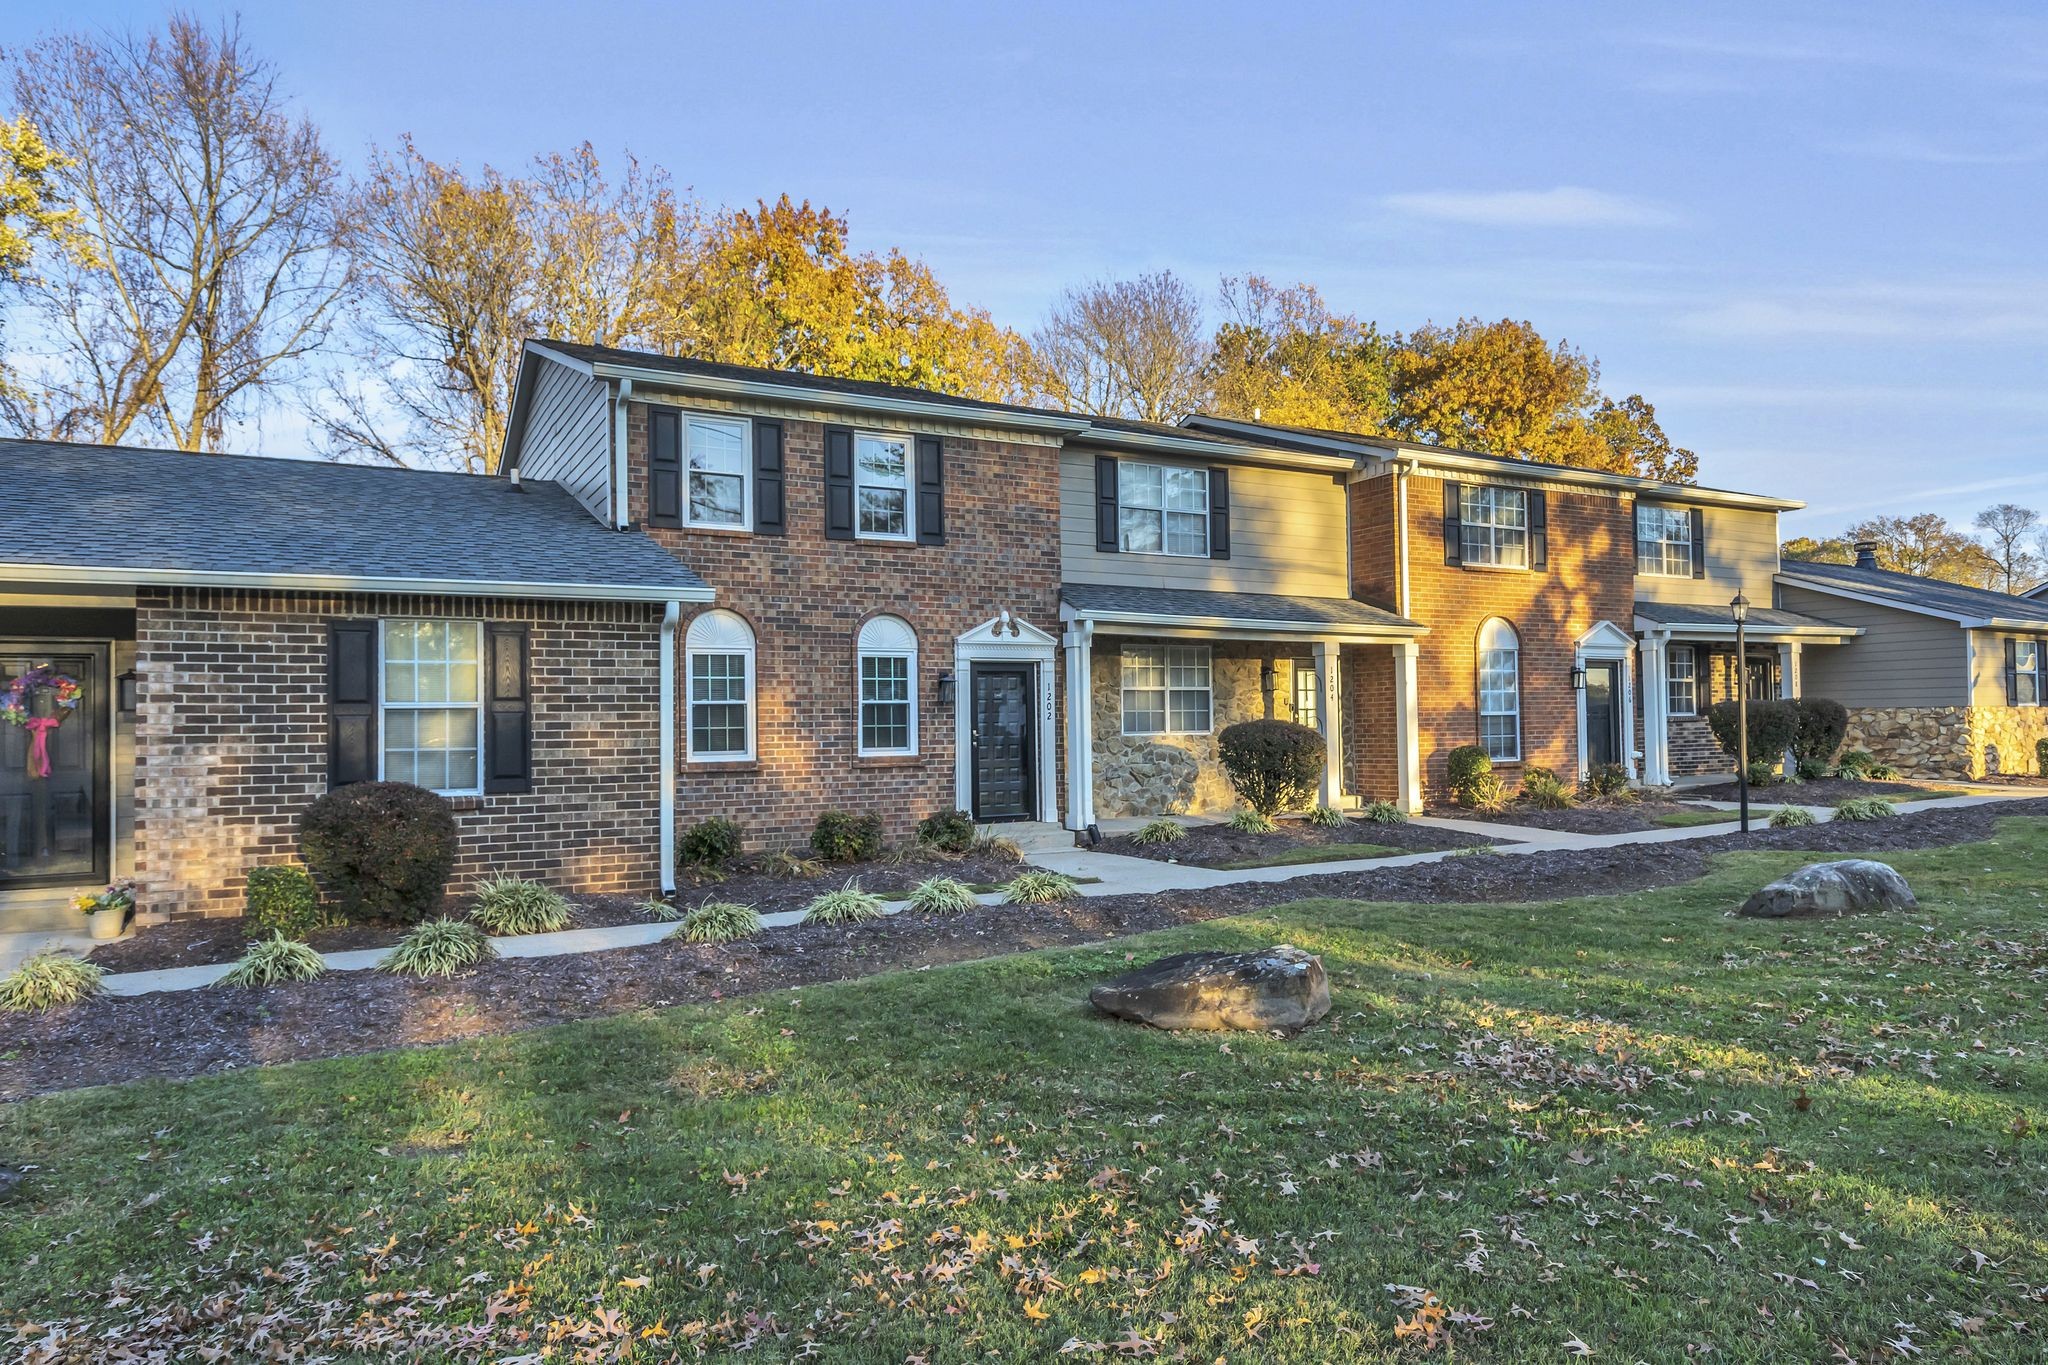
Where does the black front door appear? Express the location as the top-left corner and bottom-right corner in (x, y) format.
(1584, 662), (1621, 770)
(970, 665), (1034, 822)
(1, 644), (108, 889)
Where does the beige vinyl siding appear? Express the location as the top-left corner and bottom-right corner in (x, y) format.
(1633, 502), (1780, 606)
(515, 356), (612, 522)
(1971, 629), (2048, 708)
(1059, 448), (1349, 596)
(1778, 585), (1966, 707)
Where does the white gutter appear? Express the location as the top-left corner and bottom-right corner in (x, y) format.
(1, 562), (715, 605)
(1630, 615), (1862, 642)
(659, 600), (679, 895)
(611, 376), (634, 529)
(1061, 603), (1426, 640)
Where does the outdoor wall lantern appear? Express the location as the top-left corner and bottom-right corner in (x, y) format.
(118, 669), (139, 713)
(1569, 663), (1587, 691)
(935, 670), (956, 705)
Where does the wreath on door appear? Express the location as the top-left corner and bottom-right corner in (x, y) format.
(1, 665), (83, 780)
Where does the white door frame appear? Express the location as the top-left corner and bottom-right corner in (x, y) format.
(954, 611), (1060, 823)
(1574, 621), (1638, 782)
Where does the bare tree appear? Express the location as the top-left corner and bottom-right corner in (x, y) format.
(1026, 270), (1209, 422)
(1973, 503), (2043, 594)
(3, 16), (354, 449)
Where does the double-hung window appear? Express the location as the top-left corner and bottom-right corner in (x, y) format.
(856, 616), (917, 755)
(1476, 618), (1521, 762)
(686, 414), (750, 528)
(1118, 462), (1209, 556)
(2015, 639), (2044, 706)
(855, 433), (913, 540)
(381, 620), (483, 795)
(1666, 644), (1697, 716)
(1121, 645), (1212, 735)
(1636, 504), (1694, 577)
(1460, 486), (1529, 568)
(686, 610), (755, 761)
(1292, 659), (1320, 732)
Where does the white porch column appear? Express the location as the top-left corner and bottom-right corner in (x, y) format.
(1313, 638), (1344, 808)
(1779, 641), (1801, 775)
(1062, 621), (1096, 831)
(1639, 631), (1670, 787)
(1392, 640), (1422, 814)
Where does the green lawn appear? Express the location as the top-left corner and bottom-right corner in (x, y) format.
(1215, 840), (1403, 869)
(1652, 806), (1751, 828)
(5, 821), (2047, 1361)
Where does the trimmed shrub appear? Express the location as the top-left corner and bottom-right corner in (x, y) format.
(804, 881), (885, 924)
(906, 876), (978, 915)
(1836, 748), (1878, 780)
(0, 953), (103, 1011)
(1360, 800), (1407, 825)
(2038, 737), (2048, 777)
(1227, 808), (1277, 834)
(1216, 719), (1325, 816)
(300, 782), (457, 925)
(1794, 757), (1829, 782)
(380, 918), (494, 977)
(244, 865), (321, 939)
(220, 933), (326, 987)
(469, 875), (571, 936)
(1445, 745), (1505, 810)
(811, 810), (885, 864)
(1130, 819), (1186, 846)
(1705, 698), (1801, 769)
(1003, 870), (1078, 904)
(1833, 797), (1897, 821)
(673, 900), (761, 943)
(1307, 805), (1345, 829)
(1793, 697), (1849, 767)
(1579, 762), (1632, 801)
(679, 817), (743, 868)
(1746, 759), (1778, 788)
(1518, 766), (1575, 811)
(1770, 806), (1817, 829)
(916, 809), (977, 854)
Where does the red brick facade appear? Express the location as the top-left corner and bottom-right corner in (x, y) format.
(625, 401), (1065, 847)
(133, 588), (665, 921)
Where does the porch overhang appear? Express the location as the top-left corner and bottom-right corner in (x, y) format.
(1634, 602), (1860, 646)
(1059, 584), (1427, 644)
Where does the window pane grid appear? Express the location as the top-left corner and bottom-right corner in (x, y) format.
(859, 654), (914, 751)
(1461, 486), (1529, 568)
(1667, 646), (1697, 716)
(1121, 645), (1211, 735)
(686, 416), (748, 527)
(855, 435), (911, 538)
(1636, 506), (1693, 578)
(382, 620), (483, 794)
(1477, 636), (1520, 762)
(1118, 462), (1207, 557)
(2018, 642), (2042, 706)
(690, 652), (751, 756)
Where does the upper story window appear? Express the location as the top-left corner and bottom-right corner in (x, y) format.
(1476, 617), (1521, 762)
(1119, 462), (1209, 557)
(381, 619), (483, 795)
(687, 414), (751, 529)
(686, 610), (755, 761)
(856, 615), (918, 755)
(1121, 644), (1212, 735)
(2012, 639), (2044, 707)
(856, 433), (913, 540)
(1460, 486), (1529, 569)
(1636, 504), (1694, 577)
(1667, 644), (1698, 716)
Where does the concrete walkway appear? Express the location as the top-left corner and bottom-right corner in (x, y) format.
(12, 785), (2043, 996)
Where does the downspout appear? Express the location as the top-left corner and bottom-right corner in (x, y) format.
(1393, 456), (1415, 618)
(659, 599), (679, 895)
(611, 378), (635, 530)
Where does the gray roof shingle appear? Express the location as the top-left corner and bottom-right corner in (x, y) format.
(0, 438), (708, 600)
(1061, 583), (1422, 633)
(1634, 600), (1855, 632)
(1777, 560), (2048, 629)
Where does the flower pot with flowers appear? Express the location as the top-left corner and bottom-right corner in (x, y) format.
(73, 882), (135, 941)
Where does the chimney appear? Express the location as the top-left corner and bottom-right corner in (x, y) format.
(1853, 539), (1878, 570)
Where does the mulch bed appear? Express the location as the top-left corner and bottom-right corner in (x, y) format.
(10, 797), (2044, 1101)
(1431, 798), (1729, 835)
(670, 851), (1049, 914)
(1099, 817), (1495, 867)
(1686, 777), (1957, 804)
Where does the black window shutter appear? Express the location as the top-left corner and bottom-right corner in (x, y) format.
(752, 418), (785, 535)
(484, 622), (532, 794)
(1095, 455), (1120, 552)
(327, 621), (378, 789)
(2008, 638), (2021, 706)
(648, 408), (682, 528)
(1442, 481), (1463, 566)
(1690, 507), (1707, 579)
(1208, 466), (1231, 560)
(1528, 489), (1548, 569)
(915, 434), (946, 545)
(824, 424), (855, 540)
(1631, 502), (1642, 570)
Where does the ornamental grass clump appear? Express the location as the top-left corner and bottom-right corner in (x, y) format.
(0, 952), (103, 1011)
(1770, 806), (1817, 829)
(1002, 870), (1078, 904)
(1130, 819), (1186, 845)
(379, 918), (495, 978)
(639, 897), (685, 921)
(468, 875), (572, 936)
(219, 933), (326, 987)
(1227, 808), (1277, 834)
(972, 833), (1024, 863)
(803, 881), (885, 925)
(1833, 797), (1897, 822)
(1360, 800), (1407, 825)
(906, 876), (978, 915)
(672, 900), (761, 943)
(1835, 749), (1878, 780)
(1307, 805), (1345, 829)
(1518, 766), (1576, 811)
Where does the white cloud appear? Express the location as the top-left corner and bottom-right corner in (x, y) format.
(1675, 279), (2048, 343)
(1820, 132), (2046, 166)
(1379, 187), (1678, 230)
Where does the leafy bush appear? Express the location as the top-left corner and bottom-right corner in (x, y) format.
(1445, 745), (1505, 810)
(1793, 697), (1849, 767)
(220, 933), (326, 987)
(973, 833), (1024, 862)
(1518, 766), (1575, 811)
(1579, 763), (1632, 801)
(679, 817), (743, 868)
(803, 881), (885, 924)
(1130, 819), (1186, 845)
(1794, 757), (1829, 782)
(1835, 749), (1877, 780)
(1003, 870), (1078, 904)
(2038, 737), (2048, 777)
(1746, 759), (1778, 788)
(1705, 698), (1801, 768)
(1360, 800), (1407, 825)
(811, 810), (885, 864)
(1833, 797), (1897, 822)
(0, 953), (103, 1011)
(916, 809), (977, 854)
(1216, 719), (1324, 816)
(1227, 808), (1277, 834)
(300, 782), (457, 925)
(1770, 806), (1817, 829)
(1867, 763), (1899, 781)
(244, 865), (321, 939)
(906, 876), (978, 915)
(469, 875), (571, 936)
(379, 918), (494, 977)
(1307, 805), (1345, 829)
(673, 900), (761, 943)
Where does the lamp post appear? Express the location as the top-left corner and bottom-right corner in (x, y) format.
(1732, 592), (1750, 832)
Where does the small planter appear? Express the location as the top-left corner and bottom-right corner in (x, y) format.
(75, 881), (137, 941)
(86, 906), (128, 940)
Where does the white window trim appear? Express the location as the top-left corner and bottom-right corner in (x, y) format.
(856, 618), (919, 757)
(1636, 503), (1693, 579)
(1117, 461), (1210, 558)
(1292, 657), (1321, 732)
(1667, 643), (1698, 717)
(854, 430), (916, 543)
(1461, 485), (1530, 570)
(684, 412), (753, 532)
(1120, 643), (1213, 737)
(685, 612), (757, 763)
(377, 618), (485, 797)
(2017, 638), (2044, 707)
(1476, 618), (1522, 763)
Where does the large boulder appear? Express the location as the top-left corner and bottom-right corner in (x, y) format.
(1739, 859), (1918, 919)
(1090, 944), (1330, 1032)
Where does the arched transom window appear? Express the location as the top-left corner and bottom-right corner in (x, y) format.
(1476, 617), (1521, 762)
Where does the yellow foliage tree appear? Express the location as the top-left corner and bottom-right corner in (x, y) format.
(1206, 276), (1394, 434)
(0, 115), (91, 284)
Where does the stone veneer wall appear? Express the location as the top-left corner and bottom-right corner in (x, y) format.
(1977, 705), (2048, 779)
(1844, 705), (2048, 780)
(1090, 640), (1309, 816)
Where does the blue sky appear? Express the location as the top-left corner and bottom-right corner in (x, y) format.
(23, 1), (2048, 536)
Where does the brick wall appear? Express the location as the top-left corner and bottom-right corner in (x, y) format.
(133, 589), (664, 921)
(626, 402), (1065, 847)
(1351, 470), (1637, 800)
